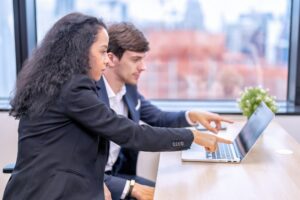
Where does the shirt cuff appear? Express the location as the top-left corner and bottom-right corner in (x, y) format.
(121, 180), (131, 199)
(185, 111), (198, 126)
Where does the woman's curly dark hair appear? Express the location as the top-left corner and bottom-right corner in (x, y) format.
(10, 12), (107, 118)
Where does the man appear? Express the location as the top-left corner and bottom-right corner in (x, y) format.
(98, 22), (232, 200)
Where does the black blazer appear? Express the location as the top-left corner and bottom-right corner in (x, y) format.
(3, 75), (193, 200)
(97, 78), (190, 199)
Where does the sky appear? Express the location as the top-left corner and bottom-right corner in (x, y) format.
(125, 0), (289, 31)
(36, 0), (290, 38)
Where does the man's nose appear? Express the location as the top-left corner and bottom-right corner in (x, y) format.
(138, 61), (147, 71)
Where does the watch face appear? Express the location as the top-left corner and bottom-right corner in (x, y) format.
(130, 180), (135, 186)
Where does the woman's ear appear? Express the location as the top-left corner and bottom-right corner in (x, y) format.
(107, 52), (117, 68)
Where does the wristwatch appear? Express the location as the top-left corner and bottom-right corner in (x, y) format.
(128, 179), (135, 197)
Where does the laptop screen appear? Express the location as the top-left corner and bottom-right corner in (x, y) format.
(234, 101), (274, 159)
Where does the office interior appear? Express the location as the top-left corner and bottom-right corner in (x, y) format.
(1, 0), (300, 198)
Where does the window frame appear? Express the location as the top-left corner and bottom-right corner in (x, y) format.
(288, 0), (300, 105)
(13, 0), (37, 73)
(2, 0), (299, 114)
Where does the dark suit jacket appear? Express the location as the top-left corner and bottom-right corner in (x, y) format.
(97, 78), (190, 199)
(3, 75), (193, 200)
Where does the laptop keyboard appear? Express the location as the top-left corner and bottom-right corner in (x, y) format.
(206, 143), (234, 160)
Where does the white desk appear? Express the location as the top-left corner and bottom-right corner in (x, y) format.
(154, 121), (300, 200)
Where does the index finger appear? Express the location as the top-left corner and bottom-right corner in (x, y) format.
(216, 135), (232, 144)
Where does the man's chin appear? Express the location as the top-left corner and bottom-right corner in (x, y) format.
(126, 79), (138, 85)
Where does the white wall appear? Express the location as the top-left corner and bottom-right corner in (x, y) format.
(0, 112), (299, 197)
(0, 112), (18, 198)
(274, 116), (300, 142)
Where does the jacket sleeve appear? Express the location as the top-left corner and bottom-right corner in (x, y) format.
(61, 75), (193, 152)
(104, 174), (127, 200)
(138, 92), (190, 128)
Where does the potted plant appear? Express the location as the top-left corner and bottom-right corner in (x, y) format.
(238, 86), (278, 118)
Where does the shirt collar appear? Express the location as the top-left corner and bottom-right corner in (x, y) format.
(103, 76), (126, 101)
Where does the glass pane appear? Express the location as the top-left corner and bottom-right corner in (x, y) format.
(36, 0), (290, 100)
(0, 0), (16, 103)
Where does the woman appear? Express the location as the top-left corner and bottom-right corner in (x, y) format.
(3, 13), (231, 200)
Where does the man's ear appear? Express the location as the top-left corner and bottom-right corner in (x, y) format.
(107, 52), (118, 68)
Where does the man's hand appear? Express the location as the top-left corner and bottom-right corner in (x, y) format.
(131, 183), (154, 200)
(192, 129), (232, 152)
(103, 183), (112, 200)
(188, 111), (234, 133)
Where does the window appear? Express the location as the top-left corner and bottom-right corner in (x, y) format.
(35, 0), (292, 103)
(0, 0), (16, 107)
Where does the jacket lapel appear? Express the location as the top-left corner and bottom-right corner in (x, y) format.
(96, 78), (110, 107)
(123, 86), (138, 122)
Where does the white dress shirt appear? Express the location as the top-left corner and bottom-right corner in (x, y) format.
(103, 77), (128, 171)
(103, 77), (130, 199)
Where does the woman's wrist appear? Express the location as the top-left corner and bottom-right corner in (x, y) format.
(191, 129), (199, 143)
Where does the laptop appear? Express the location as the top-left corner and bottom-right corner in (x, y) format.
(181, 101), (274, 163)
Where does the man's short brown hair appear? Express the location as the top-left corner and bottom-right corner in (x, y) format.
(108, 22), (149, 59)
